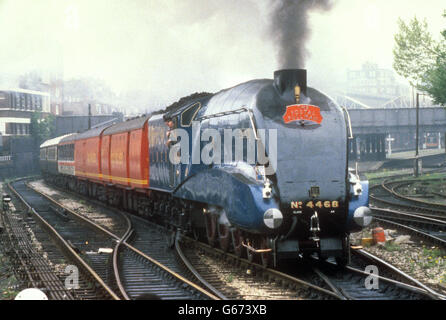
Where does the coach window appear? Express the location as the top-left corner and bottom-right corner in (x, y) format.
(59, 145), (64, 160)
(40, 148), (46, 160)
(181, 103), (201, 127)
(48, 147), (56, 160)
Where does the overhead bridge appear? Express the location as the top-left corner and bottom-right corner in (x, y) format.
(346, 107), (446, 161)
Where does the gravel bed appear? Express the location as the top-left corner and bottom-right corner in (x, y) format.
(351, 222), (446, 295)
(396, 180), (446, 205)
(0, 253), (21, 300)
(0, 182), (24, 299)
(30, 179), (446, 298)
(196, 252), (302, 300)
(29, 180), (124, 234)
(32, 179), (308, 300)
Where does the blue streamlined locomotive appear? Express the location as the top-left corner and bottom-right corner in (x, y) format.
(40, 69), (372, 267)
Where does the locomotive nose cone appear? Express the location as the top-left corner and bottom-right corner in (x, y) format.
(273, 69), (307, 96)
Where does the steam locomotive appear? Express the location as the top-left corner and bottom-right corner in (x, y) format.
(40, 69), (372, 267)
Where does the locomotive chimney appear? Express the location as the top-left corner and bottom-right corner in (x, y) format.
(273, 69), (307, 96)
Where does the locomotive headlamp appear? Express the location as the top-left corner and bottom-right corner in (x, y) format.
(263, 208), (283, 229)
(353, 206), (372, 227)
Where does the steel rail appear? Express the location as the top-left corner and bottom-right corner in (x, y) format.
(8, 180), (121, 300)
(122, 240), (220, 300)
(180, 235), (343, 300)
(26, 180), (137, 300)
(25, 181), (122, 241)
(26, 179), (220, 300)
(371, 206), (446, 225)
(312, 267), (348, 300)
(174, 232), (228, 300)
(308, 249), (444, 300)
(372, 216), (446, 248)
(370, 185), (446, 220)
(345, 264), (441, 298)
(353, 248), (446, 300)
(382, 179), (446, 212)
(1, 210), (42, 289)
(112, 213), (133, 300)
(1, 209), (76, 300)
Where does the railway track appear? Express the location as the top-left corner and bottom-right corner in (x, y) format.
(9, 179), (121, 299)
(27, 179), (345, 300)
(369, 178), (446, 246)
(21, 178), (446, 300)
(0, 203), (79, 300)
(381, 179), (446, 213)
(5, 179), (118, 300)
(370, 182), (446, 220)
(308, 249), (446, 300)
(177, 232), (445, 300)
(177, 234), (341, 300)
(367, 168), (446, 221)
(8, 179), (220, 300)
(390, 179), (446, 210)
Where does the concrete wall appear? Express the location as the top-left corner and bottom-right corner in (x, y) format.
(349, 107), (446, 135)
(55, 112), (124, 136)
(0, 136), (38, 179)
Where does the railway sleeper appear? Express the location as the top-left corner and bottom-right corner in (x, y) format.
(46, 173), (287, 269)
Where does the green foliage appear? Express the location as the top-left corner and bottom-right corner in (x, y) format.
(225, 273), (234, 283)
(382, 241), (400, 252)
(393, 17), (438, 87)
(422, 246), (445, 259)
(393, 11), (446, 106)
(421, 53), (446, 106)
(29, 112), (56, 147)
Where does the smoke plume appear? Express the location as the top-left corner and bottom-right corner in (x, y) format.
(269, 0), (334, 69)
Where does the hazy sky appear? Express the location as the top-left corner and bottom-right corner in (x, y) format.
(0, 0), (445, 110)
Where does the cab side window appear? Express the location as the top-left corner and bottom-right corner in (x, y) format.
(180, 103), (201, 127)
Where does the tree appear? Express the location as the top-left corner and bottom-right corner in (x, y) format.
(393, 11), (446, 106)
(30, 112), (56, 148)
(422, 58), (446, 105)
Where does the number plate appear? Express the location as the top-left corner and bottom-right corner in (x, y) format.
(290, 200), (340, 214)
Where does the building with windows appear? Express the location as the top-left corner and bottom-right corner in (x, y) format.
(0, 88), (51, 151)
(346, 62), (410, 108)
